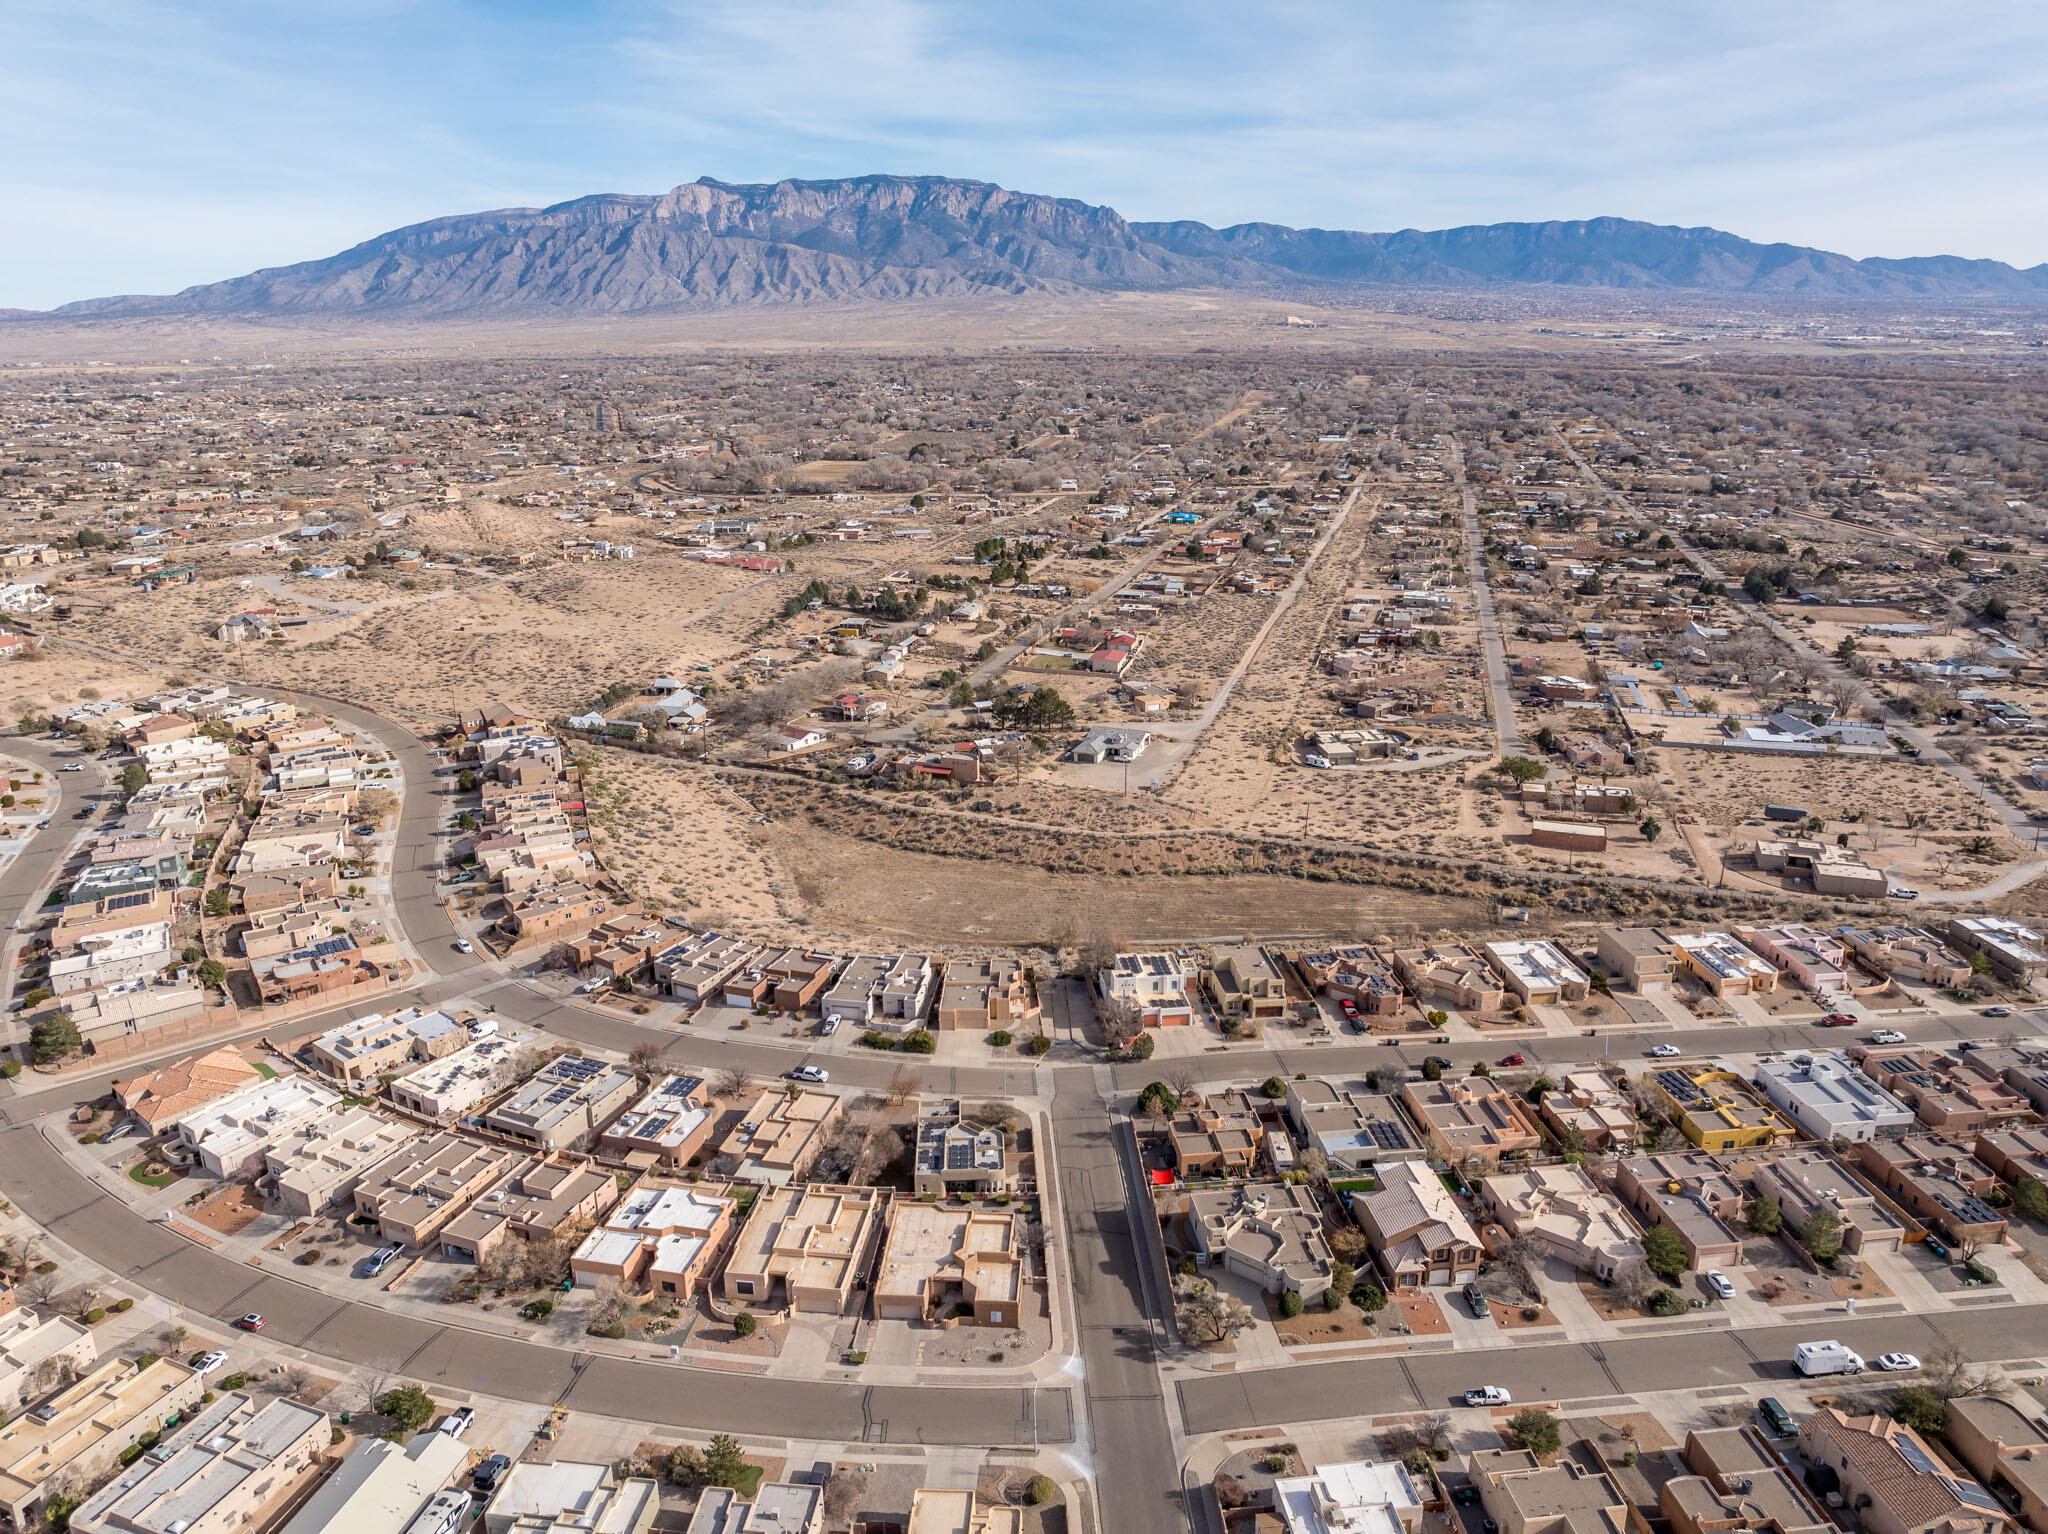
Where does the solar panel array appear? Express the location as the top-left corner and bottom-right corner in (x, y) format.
(105, 890), (153, 912)
(1955, 1482), (2003, 1513)
(1895, 1437), (1942, 1476)
(550, 1056), (605, 1082)
(1367, 1118), (1415, 1150)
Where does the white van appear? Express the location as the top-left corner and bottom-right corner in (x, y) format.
(1793, 1340), (1865, 1377)
(467, 1018), (499, 1040)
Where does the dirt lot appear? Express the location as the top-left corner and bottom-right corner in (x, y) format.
(582, 748), (786, 928)
(191, 1182), (269, 1236)
(760, 819), (1489, 947)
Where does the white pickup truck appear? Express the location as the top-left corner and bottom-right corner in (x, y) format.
(1794, 1340), (1865, 1377)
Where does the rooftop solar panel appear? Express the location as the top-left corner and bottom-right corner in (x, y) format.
(1896, 1437), (1942, 1476)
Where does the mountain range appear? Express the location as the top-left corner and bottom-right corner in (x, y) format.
(45, 174), (2048, 317)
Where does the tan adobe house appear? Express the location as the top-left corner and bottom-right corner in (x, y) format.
(352, 1133), (532, 1249)
(722, 1184), (890, 1314)
(1399, 1077), (1543, 1169)
(1168, 1095), (1265, 1180)
(717, 1087), (841, 1186)
(1945, 1396), (2048, 1534)
(437, 1158), (623, 1265)
(1203, 946), (1291, 1024)
(933, 956), (1035, 1031)
(1184, 1182), (1335, 1303)
(1612, 1152), (1748, 1268)
(1479, 1164), (1645, 1282)
(1661, 1426), (1832, 1534)
(598, 1074), (715, 1171)
(874, 1206), (1026, 1326)
(1393, 942), (1507, 1012)
(569, 1180), (734, 1297)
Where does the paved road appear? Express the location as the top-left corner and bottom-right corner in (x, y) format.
(1178, 1302), (2048, 1435)
(1054, 1076), (1186, 1534)
(1449, 437), (1522, 755)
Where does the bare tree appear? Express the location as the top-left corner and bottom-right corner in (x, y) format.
(1173, 1277), (1255, 1346)
(17, 1269), (58, 1307)
(824, 1468), (869, 1528)
(884, 1069), (923, 1108)
(1095, 992), (1142, 1052)
(713, 1067), (755, 1101)
(627, 1041), (666, 1083)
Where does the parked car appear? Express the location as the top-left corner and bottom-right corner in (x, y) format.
(453, 939), (474, 954)
(1983, 1007), (2014, 1018)
(1463, 1284), (1491, 1318)
(819, 1018), (839, 1036)
(1463, 1386), (1512, 1407)
(193, 1350), (230, 1375)
(472, 1454), (512, 1491)
(1757, 1397), (1798, 1436)
(1304, 754), (1332, 769)
(1647, 1044), (1682, 1058)
(1875, 1352), (1921, 1372)
(363, 1244), (404, 1277)
(1889, 886), (1920, 900)
(1818, 1013), (1856, 1027)
(1498, 1054), (1525, 1067)
(1338, 998), (1359, 1020)
(60, 762), (84, 773)
(1424, 1056), (1453, 1071)
(72, 807), (94, 819)
(786, 1065), (829, 1084)
(234, 1313), (264, 1331)
(1869, 1029), (1907, 1046)
(438, 1407), (476, 1437)
(1704, 1270), (1736, 1300)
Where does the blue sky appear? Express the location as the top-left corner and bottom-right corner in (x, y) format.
(5, 0), (2046, 310)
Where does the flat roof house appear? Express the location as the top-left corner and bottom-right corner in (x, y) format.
(1485, 939), (1591, 1005)
(0, 1357), (206, 1532)
(716, 1087), (840, 1186)
(1612, 1152), (1748, 1268)
(259, 1104), (421, 1218)
(654, 933), (762, 1004)
(1661, 1428), (1832, 1534)
(1945, 916), (2048, 986)
(874, 1206), (1025, 1326)
(1668, 932), (1780, 996)
(1594, 928), (1677, 993)
(1167, 1095), (1265, 1180)
(0, 1299), (95, 1419)
(1203, 946), (1291, 1025)
(437, 1158), (623, 1266)
(1841, 927), (1971, 989)
(172, 1074), (344, 1179)
(385, 1031), (534, 1122)
(1748, 1147), (1904, 1260)
(1469, 1449), (1629, 1534)
(1099, 952), (1200, 1028)
(1854, 1137), (2009, 1245)
(1185, 1182), (1335, 1304)
(598, 1074), (715, 1171)
(1284, 1080), (1425, 1172)
(273, 1428), (467, 1534)
(484, 1461), (659, 1534)
(483, 1056), (637, 1153)
(69, 1391), (329, 1534)
(1753, 1052), (1914, 1143)
(569, 1180), (734, 1297)
(722, 1184), (889, 1315)
(1480, 1164), (1646, 1282)
(1354, 1159), (1482, 1290)
(1945, 1396), (2048, 1534)
(1399, 1077), (1543, 1169)
(352, 1133), (532, 1249)
(1538, 1070), (1638, 1153)
(1735, 924), (1851, 993)
(913, 1101), (1010, 1197)
(933, 956), (1033, 1032)
(1291, 946), (1405, 1018)
(1270, 1459), (1424, 1534)
(1641, 1067), (1797, 1151)
(1393, 942), (1506, 1012)
(821, 952), (936, 1030)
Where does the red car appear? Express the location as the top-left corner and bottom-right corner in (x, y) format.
(234, 1313), (265, 1331)
(1818, 1013), (1855, 1027)
(1338, 998), (1359, 1018)
(1498, 1054), (1526, 1067)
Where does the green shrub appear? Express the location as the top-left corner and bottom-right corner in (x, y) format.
(733, 1312), (758, 1339)
(218, 1372), (251, 1390)
(0, 1060), (17, 1079)
(988, 1030), (1013, 1047)
(1648, 1289), (1687, 1317)
(84, 1307), (106, 1324)
(111, 1297), (132, 1313)
(81, 1133), (99, 1145)
(858, 1030), (896, 1051)
(1279, 1290), (1304, 1319)
(1026, 1475), (1057, 1505)
(1024, 1035), (1052, 1056)
(521, 1297), (554, 1320)
(901, 1029), (937, 1055)
(843, 1350), (867, 1366)
(587, 1319), (629, 1340)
